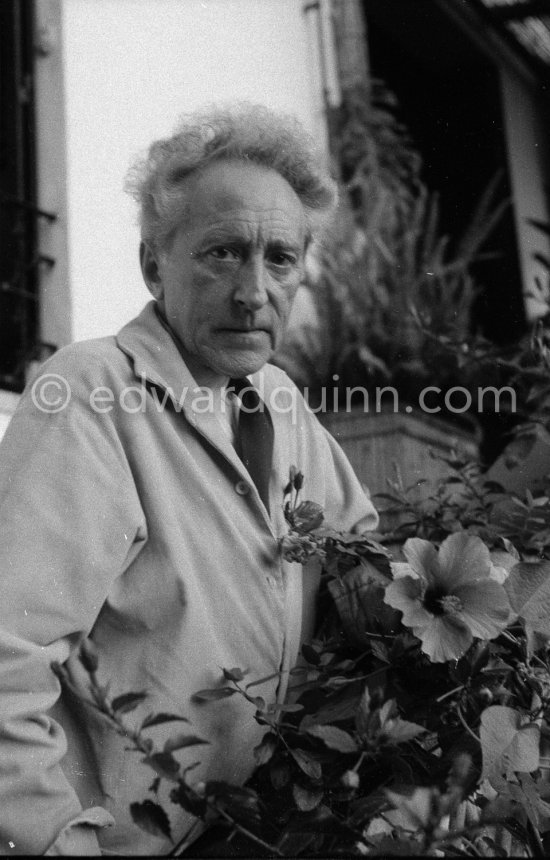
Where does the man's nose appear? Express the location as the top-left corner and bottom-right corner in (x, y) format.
(233, 257), (269, 312)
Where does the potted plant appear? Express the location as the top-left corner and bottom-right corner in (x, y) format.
(60, 461), (550, 857)
(274, 81), (510, 511)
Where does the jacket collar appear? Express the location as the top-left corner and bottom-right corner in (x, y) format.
(116, 301), (196, 405)
(116, 302), (274, 530)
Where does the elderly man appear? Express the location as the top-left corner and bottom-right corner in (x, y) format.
(0, 105), (377, 855)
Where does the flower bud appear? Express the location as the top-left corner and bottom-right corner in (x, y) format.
(193, 781), (206, 797)
(477, 686), (493, 706)
(293, 471), (304, 491)
(341, 769), (360, 789)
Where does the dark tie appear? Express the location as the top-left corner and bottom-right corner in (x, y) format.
(229, 378), (274, 514)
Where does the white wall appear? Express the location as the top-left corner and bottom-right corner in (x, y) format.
(0, 393), (19, 444)
(38, 0), (327, 344)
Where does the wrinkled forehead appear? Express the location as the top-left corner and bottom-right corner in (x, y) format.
(181, 160), (308, 237)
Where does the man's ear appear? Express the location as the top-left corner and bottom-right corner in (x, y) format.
(140, 241), (164, 301)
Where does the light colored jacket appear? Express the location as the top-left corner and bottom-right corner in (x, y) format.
(0, 302), (377, 855)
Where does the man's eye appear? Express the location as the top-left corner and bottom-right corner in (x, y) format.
(208, 247), (240, 262)
(269, 252), (297, 268)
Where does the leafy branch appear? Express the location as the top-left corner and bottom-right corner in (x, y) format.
(52, 642), (283, 857)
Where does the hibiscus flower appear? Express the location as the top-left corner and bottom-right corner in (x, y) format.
(384, 532), (512, 662)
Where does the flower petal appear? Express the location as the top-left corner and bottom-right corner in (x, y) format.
(489, 565), (509, 584)
(455, 581), (511, 640)
(489, 550), (517, 582)
(384, 578), (433, 629)
(402, 539), (439, 584)
(490, 549), (518, 572)
(414, 615), (473, 663)
(437, 532), (492, 589)
(390, 562), (419, 580)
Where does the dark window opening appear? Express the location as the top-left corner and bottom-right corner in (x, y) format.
(0, 0), (40, 392)
(361, 0), (525, 344)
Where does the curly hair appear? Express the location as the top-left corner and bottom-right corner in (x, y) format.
(125, 103), (338, 253)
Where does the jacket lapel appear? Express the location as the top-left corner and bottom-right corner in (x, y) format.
(115, 302), (271, 515)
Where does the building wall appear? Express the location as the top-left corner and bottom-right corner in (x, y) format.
(34, 0), (330, 346)
(0, 0), (332, 441)
(0, 392), (19, 442)
(500, 65), (550, 320)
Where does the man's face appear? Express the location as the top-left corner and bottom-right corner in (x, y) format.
(143, 160), (308, 385)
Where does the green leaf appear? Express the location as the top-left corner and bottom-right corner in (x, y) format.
(148, 776), (161, 794)
(381, 718), (427, 745)
(270, 760), (291, 789)
(111, 691), (148, 714)
(142, 752), (181, 782)
(281, 804), (341, 833)
(140, 712), (189, 730)
(520, 773), (550, 833)
(322, 676), (353, 690)
(222, 667), (245, 682)
(492, 772), (550, 833)
(304, 724), (358, 753)
(192, 687), (237, 702)
(253, 733), (277, 766)
(292, 500), (324, 533)
(328, 561), (400, 645)
(290, 748), (322, 781)
(347, 792), (387, 828)
(355, 687), (372, 737)
(130, 799), (172, 841)
(506, 773), (550, 833)
(163, 733), (209, 753)
(377, 699), (397, 727)
(141, 738), (154, 755)
(385, 786), (434, 829)
(300, 689), (359, 731)
(270, 702), (304, 713)
(370, 640), (390, 663)
(203, 781), (259, 806)
(372, 836), (426, 856)
(480, 706), (540, 778)
(504, 560), (550, 636)
(169, 780), (207, 818)
(255, 710), (277, 728)
(276, 832), (317, 856)
(301, 643), (321, 665)
(201, 781), (261, 827)
(292, 782), (323, 811)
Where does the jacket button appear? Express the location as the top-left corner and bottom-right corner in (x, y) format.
(235, 480), (250, 495)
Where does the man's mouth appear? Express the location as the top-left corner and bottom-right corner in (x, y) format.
(215, 328), (273, 351)
(218, 326), (270, 335)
